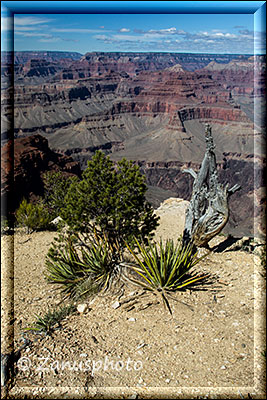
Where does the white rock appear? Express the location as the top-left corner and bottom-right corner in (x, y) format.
(111, 301), (121, 309)
(155, 198), (189, 237)
(221, 365), (227, 369)
(127, 394), (138, 400)
(165, 378), (171, 383)
(50, 216), (64, 226)
(128, 317), (136, 322)
(77, 304), (87, 313)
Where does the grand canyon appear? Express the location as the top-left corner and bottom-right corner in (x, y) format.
(1, 51), (266, 238)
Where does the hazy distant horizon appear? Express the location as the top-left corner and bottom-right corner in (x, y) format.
(2, 49), (258, 56)
(2, 8), (265, 55)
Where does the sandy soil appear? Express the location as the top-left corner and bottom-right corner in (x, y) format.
(1, 204), (266, 399)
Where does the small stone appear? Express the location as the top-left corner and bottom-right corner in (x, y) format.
(127, 394), (138, 400)
(136, 343), (146, 349)
(50, 216), (63, 226)
(221, 365), (227, 369)
(128, 317), (136, 322)
(77, 304), (87, 313)
(138, 377), (143, 384)
(165, 378), (171, 383)
(111, 301), (121, 309)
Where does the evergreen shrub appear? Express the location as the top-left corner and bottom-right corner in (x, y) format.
(60, 151), (159, 248)
(15, 198), (52, 233)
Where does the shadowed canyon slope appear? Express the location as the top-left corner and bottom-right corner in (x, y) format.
(1, 52), (266, 237)
(1, 135), (81, 214)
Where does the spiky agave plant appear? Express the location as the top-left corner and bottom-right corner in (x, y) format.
(77, 232), (122, 298)
(45, 231), (122, 300)
(124, 238), (209, 314)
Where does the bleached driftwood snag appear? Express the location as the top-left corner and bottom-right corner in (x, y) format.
(182, 124), (241, 248)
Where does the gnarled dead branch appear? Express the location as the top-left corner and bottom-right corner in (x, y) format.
(183, 124), (241, 248)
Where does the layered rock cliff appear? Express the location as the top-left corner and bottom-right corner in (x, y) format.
(1, 51), (265, 237)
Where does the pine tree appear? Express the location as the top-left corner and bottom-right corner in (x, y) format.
(60, 151), (159, 247)
(43, 171), (79, 219)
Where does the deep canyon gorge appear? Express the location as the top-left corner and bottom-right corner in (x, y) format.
(1, 51), (266, 238)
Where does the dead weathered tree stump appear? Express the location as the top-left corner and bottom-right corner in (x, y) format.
(182, 124), (241, 248)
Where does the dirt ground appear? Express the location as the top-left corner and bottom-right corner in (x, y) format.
(1, 205), (266, 399)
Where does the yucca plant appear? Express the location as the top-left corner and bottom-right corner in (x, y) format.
(26, 304), (76, 334)
(125, 238), (209, 314)
(45, 231), (122, 300)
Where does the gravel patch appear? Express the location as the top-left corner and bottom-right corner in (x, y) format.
(1, 218), (266, 398)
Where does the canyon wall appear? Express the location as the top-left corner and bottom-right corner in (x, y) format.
(1, 135), (81, 214)
(1, 51), (265, 238)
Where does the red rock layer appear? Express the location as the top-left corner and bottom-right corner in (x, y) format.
(1, 135), (81, 214)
